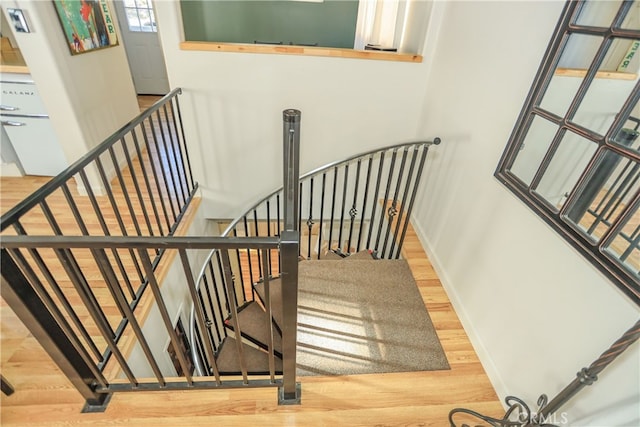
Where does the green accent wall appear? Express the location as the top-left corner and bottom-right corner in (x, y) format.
(180, 0), (359, 49)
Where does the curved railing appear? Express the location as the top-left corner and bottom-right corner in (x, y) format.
(189, 137), (441, 376)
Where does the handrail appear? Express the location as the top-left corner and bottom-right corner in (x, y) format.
(0, 235), (279, 250)
(220, 138), (441, 238)
(0, 88), (185, 230)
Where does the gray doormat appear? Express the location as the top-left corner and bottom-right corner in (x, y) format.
(296, 259), (450, 376)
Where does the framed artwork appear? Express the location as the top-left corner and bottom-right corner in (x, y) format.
(52, 0), (118, 55)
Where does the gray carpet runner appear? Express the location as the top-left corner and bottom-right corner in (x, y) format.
(216, 336), (282, 375)
(242, 251), (450, 376)
(296, 259), (449, 376)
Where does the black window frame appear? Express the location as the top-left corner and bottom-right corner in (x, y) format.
(495, 0), (640, 305)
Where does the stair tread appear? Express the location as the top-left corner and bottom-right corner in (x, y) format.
(342, 250), (376, 260)
(216, 337), (282, 375)
(226, 301), (282, 356)
(319, 250), (344, 260)
(254, 278), (283, 331)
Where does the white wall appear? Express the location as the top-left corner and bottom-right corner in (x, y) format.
(413, 1), (640, 425)
(1, 0), (139, 167)
(153, 0), (437, 219)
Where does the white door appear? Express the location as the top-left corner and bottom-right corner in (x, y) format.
(114, 0), (169, 95)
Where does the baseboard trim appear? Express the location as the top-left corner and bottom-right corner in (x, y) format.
(410, 217), (510, 409)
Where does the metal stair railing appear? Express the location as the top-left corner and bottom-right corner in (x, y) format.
(0, 101), (305, 411)
(188, 109), (441, 405)
(211, 137), (442, 286)
(0, 88), (197, 377)
(188, 109), (303, 404)
(1, 235), (284, 405)
(0, 89), (204, 410)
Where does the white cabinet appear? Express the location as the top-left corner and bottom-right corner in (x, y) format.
(1, 75), (68, 176)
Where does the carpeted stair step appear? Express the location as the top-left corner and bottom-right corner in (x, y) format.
(319, 250), (344, 260)
(341, 250), (377, 260)
(224, 301), (282, 358)
(254, 277), (283, 332)
(215, 336), (283, 375)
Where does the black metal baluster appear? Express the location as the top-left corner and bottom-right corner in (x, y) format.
(328, 167), (338, 251)
(254, 209), (262, 279)
(108, 146), (144, 238)
(148, 114), (179, 222)
(0, 249), (110, 407)
(262, 249), (276, 382)
(220, 250), (249, 383)
(215, 251), (232, 321)
(180, 250), (221, 384)
(119, 136), (155, 239)
(155, 109), (185, 211)
(163, 104), (190, 204)
(357, 155), (374, 252)
(375, 150), (397, 255)
(366, 152), (385, 251)
(173, 93), (196, 191)
(397, 145), (430, 259)
(266, 200), (273, 277)
(36, 240), (136, 386)
(347, 161), (361, 254)
(194, 288), (212, 362)
(193, 322), (208, 374)
(276, 194), (282, 271)
(338, 164), (349, 253)
(92, 248), (166, 386)
(389, 146), (418, 259)
(139, 250), (193, 385)
(8, 246), (104, 363)
(214, 258), (230, 343)
(130, 127), (165, 236)
(78, 170), (136, 301)
(39, 201), (115, 342)
(307, 178), (314, 259)
(232, 228), (247, 302)
(94, 156), (144, 282)
(209, 256), (226, 345)
(318, 173), (326, 259)
(202, 263), (222, 345)
(381, 148), (408, 258)
(60, 183), (127, 320)
(298, 182), (303, 254)
(243, 216), (255, 287)
(140, 117), (173, 230)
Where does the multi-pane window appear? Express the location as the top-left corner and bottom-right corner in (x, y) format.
(124, 0), (156, 32)
(495, 0), (640, 304)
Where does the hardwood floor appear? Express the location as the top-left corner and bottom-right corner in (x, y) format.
(0, 95), (503, 425)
